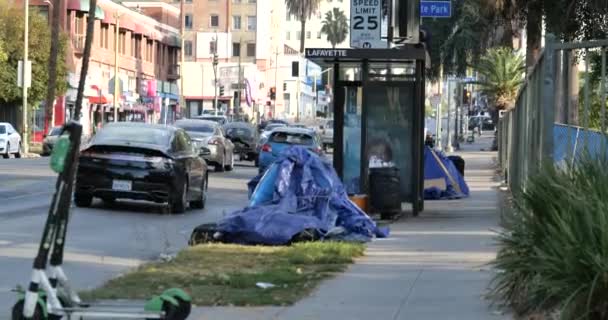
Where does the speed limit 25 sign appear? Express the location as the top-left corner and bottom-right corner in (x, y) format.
(350, 0), (386, 48)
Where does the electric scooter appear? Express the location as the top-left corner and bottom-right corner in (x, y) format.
(11, 121), (191, 320)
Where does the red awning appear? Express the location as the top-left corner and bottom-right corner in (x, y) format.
(67, 0), (105, 19)
(133, 23), (148, 36)
(88, 96), (109, 104)
(119, 15), (136, 31)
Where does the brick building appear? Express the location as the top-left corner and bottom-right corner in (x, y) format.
(12, 0), (182, 137)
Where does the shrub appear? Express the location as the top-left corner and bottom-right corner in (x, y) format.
(491, 154), (608, 319)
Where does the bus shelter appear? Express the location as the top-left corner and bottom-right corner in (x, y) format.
(305, 45), (426, 216)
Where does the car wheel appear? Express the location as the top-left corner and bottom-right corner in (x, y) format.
(101, 197), (116, 206)
(214, 157), (225, 172)
(3, 143), (10, 159)
(170, 181), (188, 214)
(74, 193), (93, 207)
(14, 143), (22, 158)
(224, 153), (234, 171)
(190, 175), (207, 209)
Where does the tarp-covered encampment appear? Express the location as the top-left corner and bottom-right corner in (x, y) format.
(424, 147), (470, 200)
(215, 147), (389, 245)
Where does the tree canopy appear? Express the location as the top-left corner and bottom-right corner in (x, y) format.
(0, 2), (68, 109)
(321, 8), (349, 49)
(285, 0), (321, 53)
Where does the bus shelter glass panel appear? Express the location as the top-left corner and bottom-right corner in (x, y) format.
(342, 86), (363, 194)
(363, 84), (417, 201)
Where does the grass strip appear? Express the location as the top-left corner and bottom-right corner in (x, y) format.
(81, 242), (365, 306)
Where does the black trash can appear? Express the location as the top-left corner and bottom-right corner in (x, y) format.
(369, 167), (401, 219)
(448, 155), (465, 176)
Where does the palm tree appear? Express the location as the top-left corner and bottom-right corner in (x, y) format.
(44, 0), (61, 133)
(285, 0), (321, 53)
(321, 8), (348, 49)
(475, 47), (525, 122)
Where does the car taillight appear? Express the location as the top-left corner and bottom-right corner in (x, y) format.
(261, 144), (272, 152)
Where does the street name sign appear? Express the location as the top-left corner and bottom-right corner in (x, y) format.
(420, 1), (452, 18)
(350, 0), (386, 48)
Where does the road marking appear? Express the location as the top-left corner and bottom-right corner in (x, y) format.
(3, 190), (51, 201)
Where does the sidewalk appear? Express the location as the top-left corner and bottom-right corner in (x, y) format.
(191, 134), (508, 320)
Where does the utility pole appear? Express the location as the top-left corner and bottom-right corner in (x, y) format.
(236, 37), (243, 116)
(446, 79), (453, 153)
(296, 57), (301, 122)
(179, 0), (185, 120)
(113, 12), (122, 122)
(212, 34), (218, 115)
(21, 0), (30, 154)
(273, 49), (278, 116)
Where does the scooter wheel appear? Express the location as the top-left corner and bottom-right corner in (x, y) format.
(174, 297), (191, 320)
(11, 300), (44, 320)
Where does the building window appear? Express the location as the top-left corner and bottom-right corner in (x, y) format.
(232, 42), (241, 57)
(306, 31), (311, 39)
(185, 14), (193, 30)
(296, 31), (301, 40)
(100, 23), (110, 49)
(232, 0), (241, 3)
(247, 16), (256, 31)
(146, 39), (153, 61)
(185, 0), (192, 2)
(210, 41), (217, 54)
(286, 12), (290, 21)
(317, 31), (321, 39)
(119, 31), (127, 55)
(286, 31), (290, 40)
(210, 15), (219, 27)
(247, 43), (255, 57)
(248, 0), (256, 3)
(232, 15), (241, 30)
(185, 40), (193, 57)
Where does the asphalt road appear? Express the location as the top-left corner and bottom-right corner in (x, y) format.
(0, 156), (256, 315)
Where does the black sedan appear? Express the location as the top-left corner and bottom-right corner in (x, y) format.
(223, 121), (259, 164)
(75, 122), (209, 214)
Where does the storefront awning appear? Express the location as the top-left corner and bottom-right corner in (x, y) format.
(67, 0), (105, 19)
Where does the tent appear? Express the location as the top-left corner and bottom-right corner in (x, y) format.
(424, 147), (470, 200)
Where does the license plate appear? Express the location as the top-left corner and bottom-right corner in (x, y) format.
(112, 180), (132, 191)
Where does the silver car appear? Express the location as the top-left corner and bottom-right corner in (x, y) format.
(0, 122), (22, 158)
(174, 119), (235, 172)
(42, 126), (62, 156)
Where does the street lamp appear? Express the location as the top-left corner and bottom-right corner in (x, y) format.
(113, 12), (124, 122)
(22, 0), (30, 154)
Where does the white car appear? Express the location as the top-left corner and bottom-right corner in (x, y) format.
(0, 122), (22, 158)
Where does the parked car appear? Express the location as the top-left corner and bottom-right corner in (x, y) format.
(0, 122), (22, 158)
(192, 115), (228, 125)
(260, 123), (287, 139)
(259, 119), (289, 132)
(174, 119), (235, 172)
(223, 121), (259, 165)
(468, 115), (495, 131)
(42, 126), (63, 156)
(258, 127), (323, 173)
(75, 122), (209, 213)
(201, 109), (224, 116)
(318, 119), (334, 151)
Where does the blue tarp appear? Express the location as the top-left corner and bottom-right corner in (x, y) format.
(424, 147), (470, 200)
(217, 147), (389, 245)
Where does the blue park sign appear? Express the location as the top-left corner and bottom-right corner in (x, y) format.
(420, 1), (452, 18)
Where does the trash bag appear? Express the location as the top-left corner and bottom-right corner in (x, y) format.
(216, 146), (389, 245)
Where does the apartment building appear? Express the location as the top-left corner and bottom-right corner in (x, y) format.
(284, 0), (350, 50)
(180, 0), (260, 118)
(12, 0), (182, 137)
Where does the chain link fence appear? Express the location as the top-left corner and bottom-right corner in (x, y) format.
(498, 35), (608, 191)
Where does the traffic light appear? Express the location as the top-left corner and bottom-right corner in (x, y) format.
(270, 87), (276, 100)
(463, 89), (471, 105)
(283, 82), (287, 91)
(219, 85), (224, 96)
(213, 53), (218, 66)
